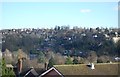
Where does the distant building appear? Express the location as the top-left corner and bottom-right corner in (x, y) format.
(112, 37), (120, 43)
(115, 57), (120, 61)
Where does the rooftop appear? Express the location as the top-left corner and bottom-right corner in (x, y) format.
(54, 63), (119, 75)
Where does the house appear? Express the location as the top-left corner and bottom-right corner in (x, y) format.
(115, 57), (120, 61)
(54, 63), (118, 76)
(39, 63), (118, 77)
(14, 56), (119, 77)
(23, 68), (39, 77)
(112, 37), (120, 43)
(14, 66), (45, 77)
(39, 67), (63, 77)
(14, 65), (58, 77)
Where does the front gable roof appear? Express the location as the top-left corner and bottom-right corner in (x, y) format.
(39, 67), (64, 77)
(24, 68), (39, 77)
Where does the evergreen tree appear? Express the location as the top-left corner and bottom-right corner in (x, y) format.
(38, 51), (45, 63)
(73, 57), (79, 64)
(116, 40), (120, 56)
(65, 56), (73, 64)
(2, 58), (6, 76)
(1, 58), (15, 77)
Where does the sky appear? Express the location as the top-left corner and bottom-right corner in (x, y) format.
(0, 1), (119, 29)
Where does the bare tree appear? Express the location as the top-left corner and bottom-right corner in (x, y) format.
(3, 49), (13, 64)
(87, 51), (97, 63)
(54, 53), (65, 65)
(97, 55), (110, 63)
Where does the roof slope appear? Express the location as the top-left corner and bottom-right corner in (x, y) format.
(40, 67), (63, 77)
(54, 63), (118, 75)
(24, 68), (39, 77)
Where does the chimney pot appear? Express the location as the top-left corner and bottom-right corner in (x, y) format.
(91, 63), (95, 70)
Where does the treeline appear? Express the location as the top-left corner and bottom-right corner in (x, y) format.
(1, 27), (119, 57)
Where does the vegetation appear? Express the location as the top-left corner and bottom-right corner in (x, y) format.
(65, 56), (73, 64)
(1, 58), (15, 77)
(38, 51), (45, 63)
(0, 59), (2, 76)
(1, 27), (120, 69)
(116, 40), (120, 56)
(2, 27), (119, 57)
(73, 57), (79, 64)
(48, 56), (56, 68)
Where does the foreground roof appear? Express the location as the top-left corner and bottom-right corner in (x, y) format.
(39, 67), (63, 77)
(54, 63), (119, 75)
(24, 68), (39, 77)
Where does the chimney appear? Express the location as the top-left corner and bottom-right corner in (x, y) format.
(44, 62), (48, 70)
(18, 58), (23, 74)
(17, 49), (23, 74)
(91, 63), (95, 70)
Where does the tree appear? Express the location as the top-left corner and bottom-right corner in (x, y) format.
(3, 49), (13, 64)
(0, 67), (1, 76)
(17, 49), (27, 59)
(48, 56), (55, 68)
(97, 55), (110, 63)
(65, 56), (73, 64)
(73, 57), (79, 64)
(1, 58), (15, 77)
(46, 51), (54, 60)
(87, 51), (97, 63)
(38, 51), (45, 63)
(116, 40), (120, 56)
(97, 58), (103, 63)
(2, 58), (6, 76)
(54, 53), (65, 65)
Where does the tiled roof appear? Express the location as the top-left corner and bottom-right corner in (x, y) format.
(54, 63), (118, 75)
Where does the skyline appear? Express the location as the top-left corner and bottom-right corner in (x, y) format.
(1, 2), (119, 29)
